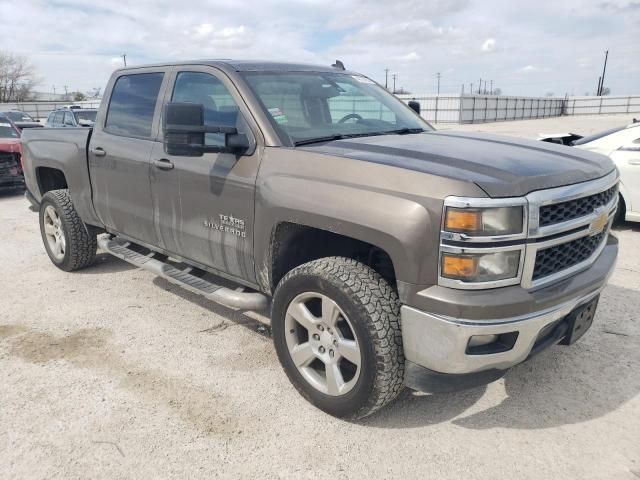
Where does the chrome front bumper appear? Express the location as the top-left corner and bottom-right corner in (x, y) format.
(401, 287), (602, 375)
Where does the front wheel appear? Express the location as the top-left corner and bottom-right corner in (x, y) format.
(39, 189), (97, 271)
(272, 257), (404, 419)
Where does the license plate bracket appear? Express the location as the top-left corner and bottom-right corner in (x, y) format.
(561, 295), (599, 345)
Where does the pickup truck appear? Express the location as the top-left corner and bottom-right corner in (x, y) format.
(21, 60), (619, 419)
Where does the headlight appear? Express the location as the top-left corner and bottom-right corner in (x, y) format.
(444, 206), (524, 236)
(441, 250), (521, 283)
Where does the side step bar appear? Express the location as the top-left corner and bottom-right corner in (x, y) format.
(98, 236), (270, 311)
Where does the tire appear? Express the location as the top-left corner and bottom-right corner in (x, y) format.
(272, 257), (404, 419)
(39, 189), (97, 271)
(613, 194), (626, 226)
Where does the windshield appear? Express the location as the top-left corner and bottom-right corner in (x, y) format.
(4, 111), (35, 122)
(572, 125), (627, 146)
(0, 121), (19, 138)
(242, 71), (431, 145)
(74, 110), (97, 123)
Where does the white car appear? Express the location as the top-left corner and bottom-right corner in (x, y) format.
(573, 122), (640, 223)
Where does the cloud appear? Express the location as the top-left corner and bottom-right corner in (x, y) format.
(0, 0), (637, 96)
(481, 38), (496, 52)
(397, 52), (421, 61)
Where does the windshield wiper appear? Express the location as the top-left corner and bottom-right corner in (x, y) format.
(380, 127), (425, 135)
(293, 128), (425, 146)
(294, 134), (348, 146)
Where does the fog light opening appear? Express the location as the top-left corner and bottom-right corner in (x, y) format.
(466, 331), (519, 355)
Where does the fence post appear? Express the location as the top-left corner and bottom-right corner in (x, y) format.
(434, 95), (439, 124)
(483, 96), (487, 123)
(472, 96), (476, 124)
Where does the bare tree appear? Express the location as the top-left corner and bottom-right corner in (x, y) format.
(0, 51), (39, 102)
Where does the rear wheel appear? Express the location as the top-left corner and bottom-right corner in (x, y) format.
(39, 189), (96, 271)
(272, 257), (404, 419)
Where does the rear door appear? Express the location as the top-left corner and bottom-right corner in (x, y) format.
(149, 66), (263, 283)
(89, 68), (170, 246)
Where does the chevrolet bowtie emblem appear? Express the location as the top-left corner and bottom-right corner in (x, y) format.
(589, 209), (609, 236)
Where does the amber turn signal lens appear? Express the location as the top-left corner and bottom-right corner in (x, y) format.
(441, 254), (478, 279)
(445, 208), (482, 232)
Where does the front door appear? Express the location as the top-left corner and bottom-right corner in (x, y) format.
(90, 69), (168, 246)
(150, 67), (262, 284)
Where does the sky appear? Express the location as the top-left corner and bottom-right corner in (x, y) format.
(1, 0), (638, 97)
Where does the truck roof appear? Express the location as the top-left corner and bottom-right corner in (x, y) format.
(113, 59), (356, 74)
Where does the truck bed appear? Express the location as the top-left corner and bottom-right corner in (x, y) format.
(21, 127), (100, 225)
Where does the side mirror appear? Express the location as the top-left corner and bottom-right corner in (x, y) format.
(163, 102), (249, 156)
(408, 100), (421, 115)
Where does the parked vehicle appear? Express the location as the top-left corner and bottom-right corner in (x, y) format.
(0, 118), (24, 190)
(0, 110), (42, 130)
(46, 108), (97, 128)
(540, 121), (640, 223)
(21, 60), (619, 419)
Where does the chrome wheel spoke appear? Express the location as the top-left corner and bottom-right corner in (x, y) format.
(337, 339), (360, 366)
(288, 301), (319, 331)
(325, 363), (345, 396)
(290, 342), (316, 367)
(321, 295), (341, 328)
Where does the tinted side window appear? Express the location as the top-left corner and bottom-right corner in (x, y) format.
(64, 112), (75, 126)
(171, 72), (241, 147)
(106, 72), (164, 138)
(53, 112), (64, 125)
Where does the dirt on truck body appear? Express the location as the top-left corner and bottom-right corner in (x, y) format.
(20, 60), (618, 418)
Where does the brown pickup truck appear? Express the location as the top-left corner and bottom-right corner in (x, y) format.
(21, 60), (618, 418)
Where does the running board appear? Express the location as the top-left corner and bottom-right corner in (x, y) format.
(97, 236), (270, 311)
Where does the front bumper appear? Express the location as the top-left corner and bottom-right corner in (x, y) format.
(401, 235), (617, 390)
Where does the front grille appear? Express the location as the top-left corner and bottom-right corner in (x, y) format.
(0, 152), (20, 174)
(539, 184), (617, 227)
(533, 231), (606, 280)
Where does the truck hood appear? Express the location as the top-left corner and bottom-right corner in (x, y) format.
(299, 130), (615, 197)
(0, 138), (22, 155)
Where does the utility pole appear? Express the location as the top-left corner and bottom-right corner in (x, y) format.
(392, 74), (397, 94)
(490, 80), (493, 95)
(384, 68), (389, 89)
(52, 85), (56, 95)
(598, 50), (608, 96)
(478, 78), (482, 94)
(471, 83), (474, 95)
(64, 85), (68, 95)
(436, 72), (441, 94)
(122, 53), (127, 67)
(461, 84), (464, 94)
(596, 76), (602, 96)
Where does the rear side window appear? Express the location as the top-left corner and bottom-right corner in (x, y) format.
(53, 112), (64, 125)
(105, 72), (164, 138)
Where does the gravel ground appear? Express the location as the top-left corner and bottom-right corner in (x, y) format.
(1, 115), (640, 479)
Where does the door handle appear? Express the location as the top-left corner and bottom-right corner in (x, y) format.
(91, 147), (106, 157)
(629, 160), (640, 166)
(153, 158), (174, 170)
